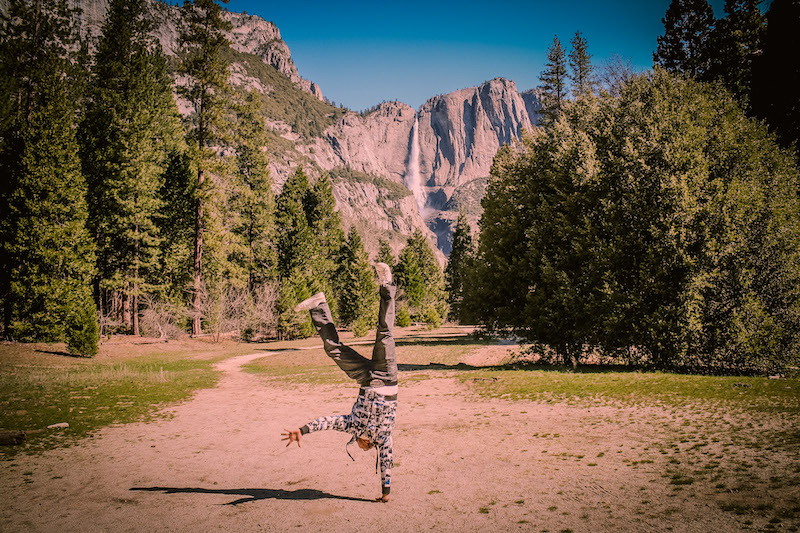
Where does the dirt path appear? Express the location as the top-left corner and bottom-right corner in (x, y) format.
(0, 351), (782, 532)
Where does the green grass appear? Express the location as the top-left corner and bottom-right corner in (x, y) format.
(0, 348), (225, 456)
(459, 368), (800, 414)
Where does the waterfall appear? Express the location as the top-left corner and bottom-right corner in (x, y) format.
(405, 116), (426, 216)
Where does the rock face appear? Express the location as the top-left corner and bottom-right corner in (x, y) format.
(299, 80), (541, 254)
(412, 78), (540, 252)
(55, 0), (543, 257)
(309, 101), (417, 183)
(66, 0), (322, 100)
(418, 78), (536, 190)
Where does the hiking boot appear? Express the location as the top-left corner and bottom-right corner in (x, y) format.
(374, 262), (392, 285)
(294, 292), (326, 312)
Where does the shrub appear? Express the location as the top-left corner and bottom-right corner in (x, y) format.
(396, 303), (412, 327)
(66, 300), (99, 357)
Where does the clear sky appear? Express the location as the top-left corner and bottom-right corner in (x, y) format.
(219, 0), (728, 112)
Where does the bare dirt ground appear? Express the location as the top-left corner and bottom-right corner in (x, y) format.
(1, 344), (797, 532)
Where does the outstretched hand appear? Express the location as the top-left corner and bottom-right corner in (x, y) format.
(282, 428), (302, 447)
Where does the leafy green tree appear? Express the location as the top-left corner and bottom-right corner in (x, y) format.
(337, 227), (378, 336)
(178, 0), (232, 336)
(396, 230), (447, 325)
(444, 212), (474, 323)
(538, 36), (568, 125)
(751, 0), (800, 156)
(80, 0), (183, 335)
(568, 31), (595, 98)
(469, 69), (800, 374)
(653, 0), (716, 78)
(0, 0), (97, 350)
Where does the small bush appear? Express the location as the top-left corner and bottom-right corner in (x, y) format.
(352, 315), (371, 338)
(396, 303), (412, 327)
(66, 301), (99, 357)
(140, 295), (188, 340)
(422, 305), (442, 329)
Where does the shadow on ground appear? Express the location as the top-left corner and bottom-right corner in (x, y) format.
(130, 486), (374, 505)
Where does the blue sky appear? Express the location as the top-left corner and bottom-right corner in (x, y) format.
(220, 0), (728, 111)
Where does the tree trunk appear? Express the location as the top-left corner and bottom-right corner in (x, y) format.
(122, 291), (131, 332)
(132, 225), (140, 336)
(192, 167), (204, 337)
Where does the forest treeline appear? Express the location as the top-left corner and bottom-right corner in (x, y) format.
(0, 0), (448, 356)
(445, 0), (800, 375)
(1, 0), (798, 375)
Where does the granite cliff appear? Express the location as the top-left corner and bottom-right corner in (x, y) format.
(52, 0), (543, 257)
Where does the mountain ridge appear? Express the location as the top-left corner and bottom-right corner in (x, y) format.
(59, 0), (543, 257)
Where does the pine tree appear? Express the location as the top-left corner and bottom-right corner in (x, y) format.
(158, 151), (195, 303)
(707, 0), (765, 106)
(306, 173), (345, 286)
(396, 230), (447, 324)
(0, 0), (98, 352)
(179, 0), (232, 336)
(80, 0), (183, 335)
(653, 0), (716, 78)
(538, 36), (568, 125)
(568, 31), (595, 98)
(274, 168), (316, 338)
(375, 238), (395, 266)
(232, 90), (277, 291)
(337, 227), (378, 336)
(751, 0), (800, 157)
(444, 212), (474, 323)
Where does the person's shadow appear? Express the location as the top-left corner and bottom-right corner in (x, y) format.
(130, 486), (374, 506)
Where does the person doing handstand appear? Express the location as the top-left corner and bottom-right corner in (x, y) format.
(281, 262), (397, 503)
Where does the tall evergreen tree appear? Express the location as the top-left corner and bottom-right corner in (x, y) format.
(396, 230), (447, 323)
(538, 36), (568, 125)
(0, 0), (98, 353)
(306, 173), (345, 283)
(274, 168), (316, 338)
(375, 238), (395, 266)
(80, 0), (183, 335)
(158, 151), (195, 301)
(178, 0), (232, 336)
(653, 0), (716, 78)
(568, 31), (595, 98)
(751, 0), (800, 157)
(444, 212), (474, 323)
(337, 227), (378, 336)
(707, 0), (765, 107)
(231, 90), (277, 291)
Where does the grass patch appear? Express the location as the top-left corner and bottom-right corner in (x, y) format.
(0, 342), (231, 456)
(459, 369), (800, 414)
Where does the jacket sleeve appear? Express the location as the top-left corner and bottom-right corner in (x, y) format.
(300, 414), (353, 435)
(377, 434), (393, 495)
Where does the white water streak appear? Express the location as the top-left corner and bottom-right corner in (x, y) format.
(405, 116), (427, 216)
